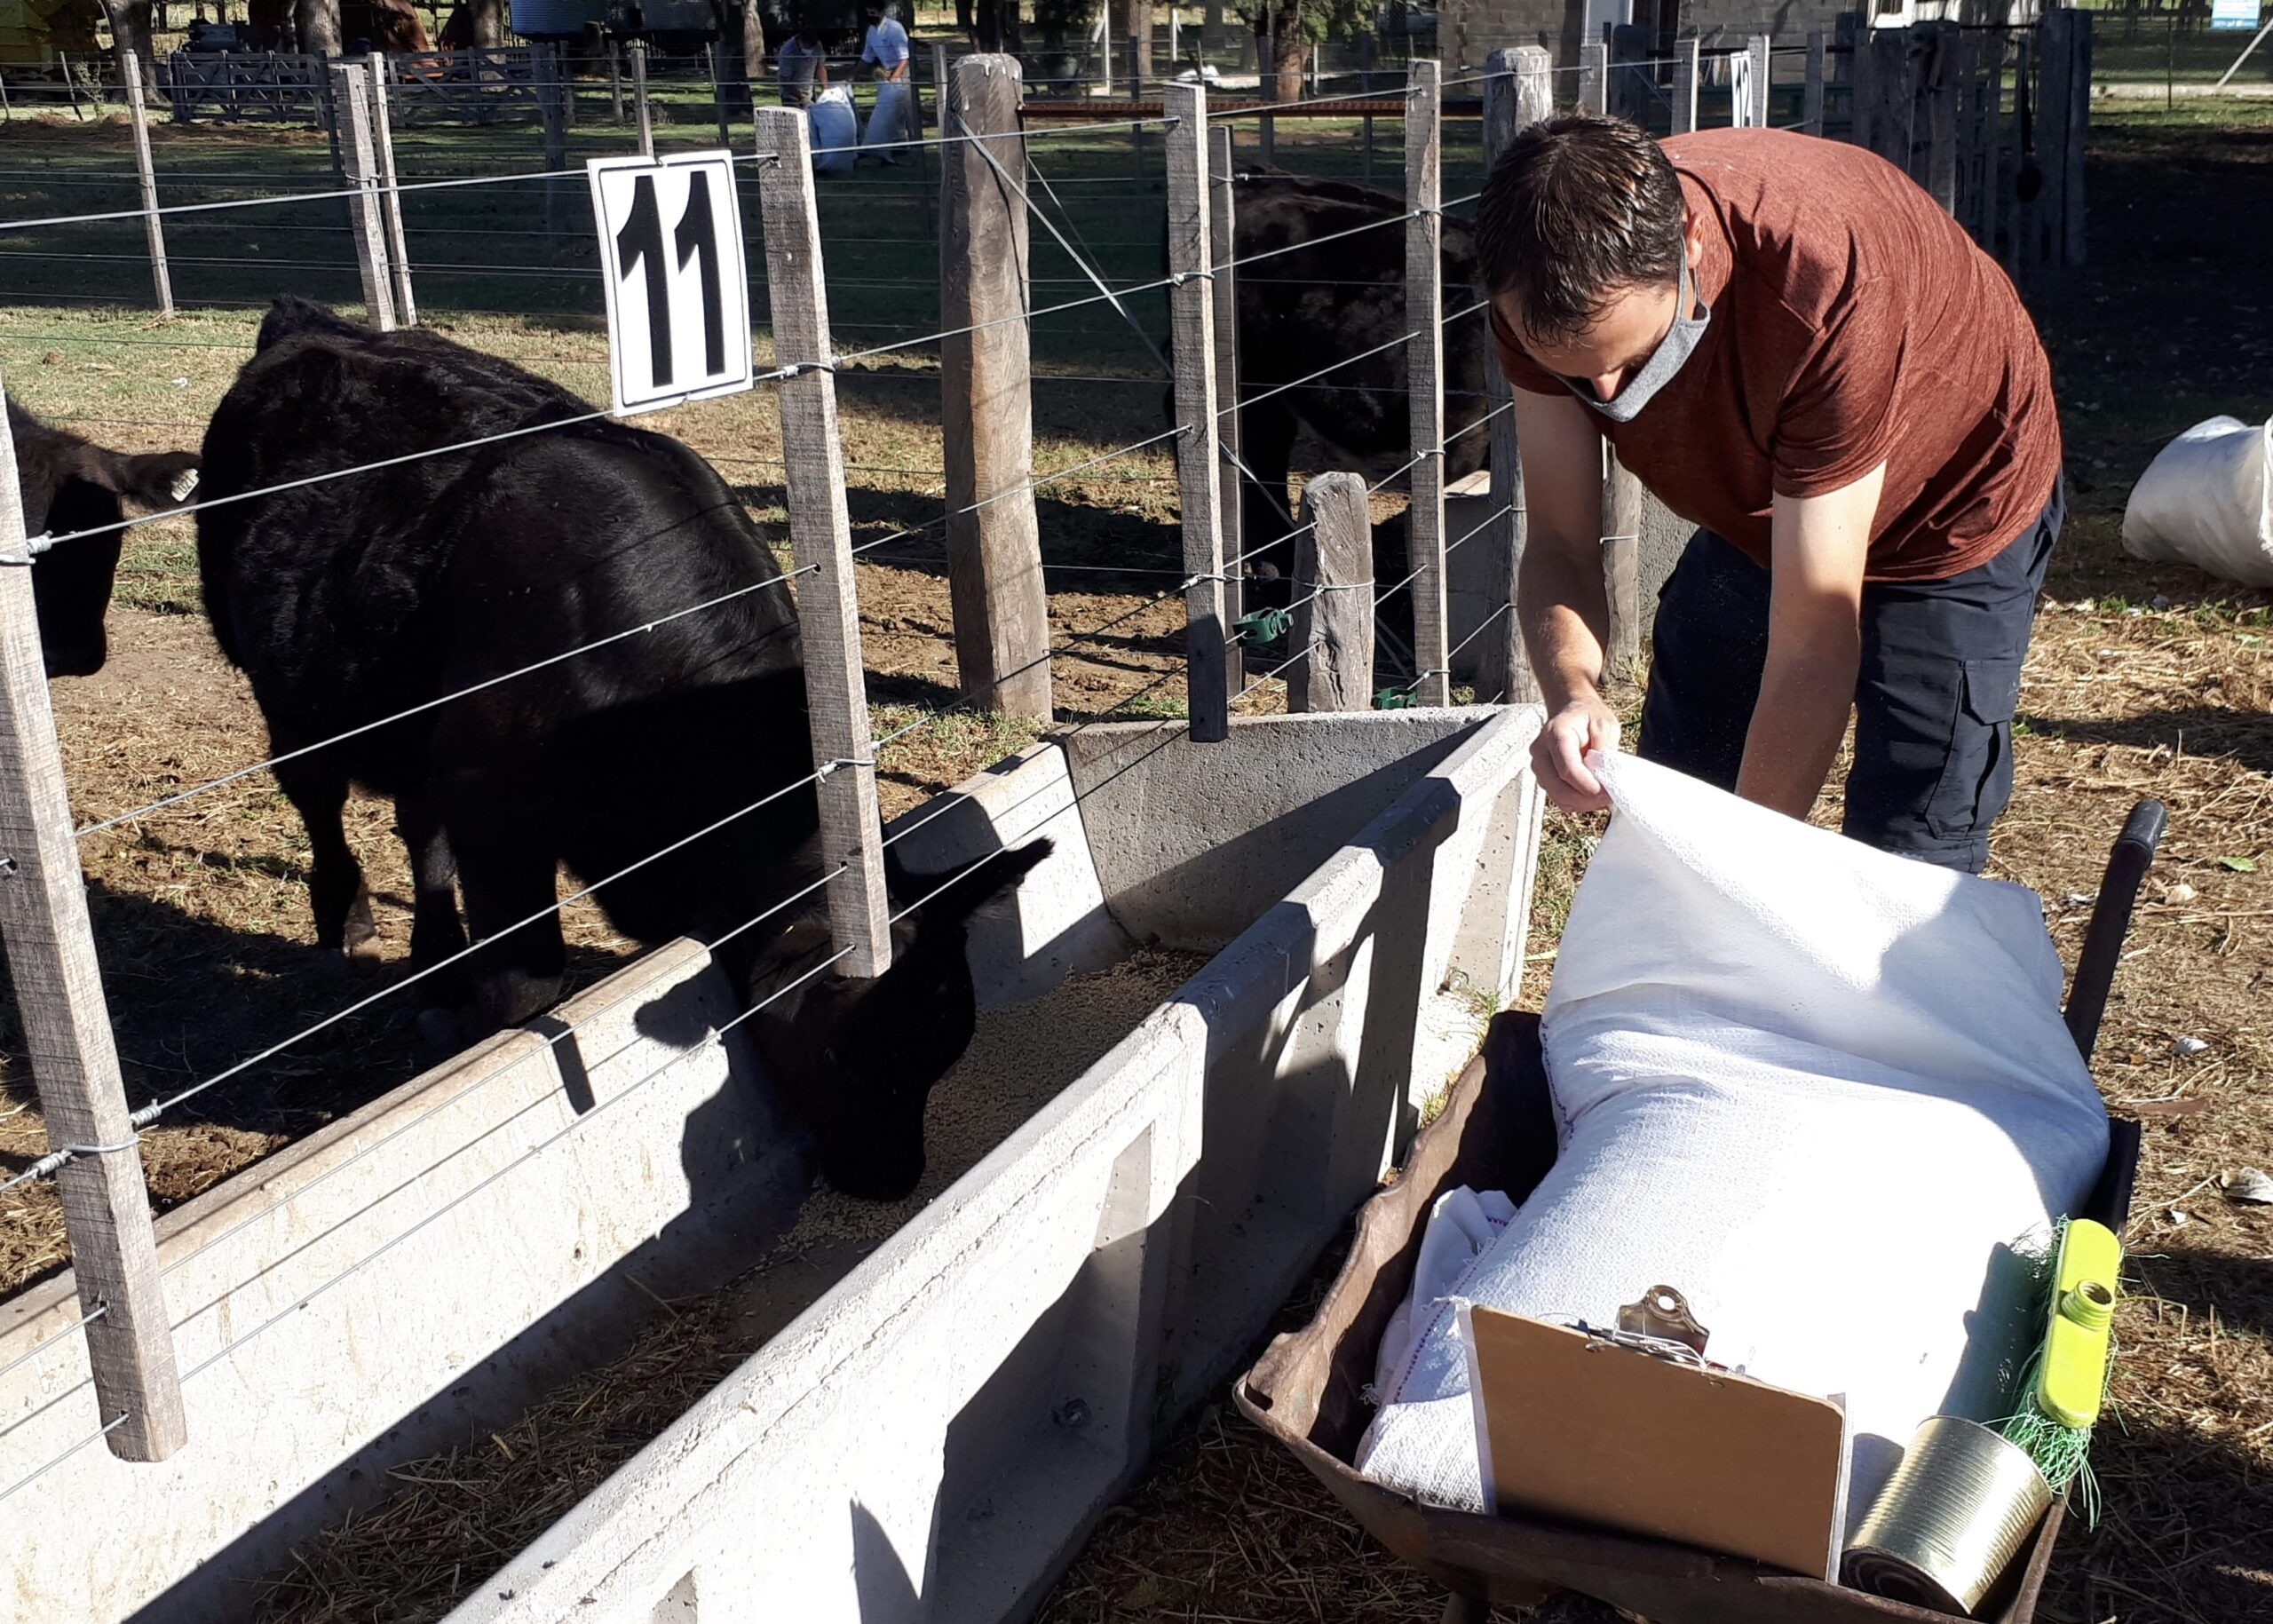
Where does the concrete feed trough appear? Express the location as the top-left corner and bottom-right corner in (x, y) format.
(0, 704), (1543, 1624)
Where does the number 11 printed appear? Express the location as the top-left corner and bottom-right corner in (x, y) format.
(589, 152), (754, 417)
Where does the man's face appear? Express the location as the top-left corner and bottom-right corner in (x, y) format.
(1495, 213), (1706, 406)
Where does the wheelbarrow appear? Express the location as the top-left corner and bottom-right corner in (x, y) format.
(1234, 801), (2167, 1624)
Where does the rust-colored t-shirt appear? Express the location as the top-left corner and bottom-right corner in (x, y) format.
(1493, 128), (2062, 582)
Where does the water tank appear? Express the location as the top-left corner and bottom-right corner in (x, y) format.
(511, 0), (606, 40)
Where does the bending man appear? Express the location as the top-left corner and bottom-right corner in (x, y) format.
(1478, 117), (2063, 872)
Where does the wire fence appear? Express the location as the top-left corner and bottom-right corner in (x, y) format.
(0, 48), (1572, 1551)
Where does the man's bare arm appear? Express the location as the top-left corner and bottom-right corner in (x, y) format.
(1737, 464), (1884, 820)
(1511, 387), (1619, 811)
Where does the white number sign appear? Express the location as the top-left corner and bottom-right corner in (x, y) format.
(588, 150), (756, 417)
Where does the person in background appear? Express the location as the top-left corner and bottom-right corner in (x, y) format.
(856, 1), (912, 165)
(1477, 116), (2063, 875)
(777, 27), (828, 108)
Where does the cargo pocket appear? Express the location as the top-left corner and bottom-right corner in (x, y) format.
(1925, 656), (2025, 843)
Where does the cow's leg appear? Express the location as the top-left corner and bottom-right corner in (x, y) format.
(274, 759), (379, 965)
(1236, 395), (1302, 610)
(393, 785), (466, 971)
(449, 807), (568, 1037)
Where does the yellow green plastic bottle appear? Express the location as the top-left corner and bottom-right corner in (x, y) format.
(2035, 1218), (2121, 1430)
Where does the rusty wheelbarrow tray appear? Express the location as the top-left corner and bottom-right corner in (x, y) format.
(1234, 801), (2165, 1624)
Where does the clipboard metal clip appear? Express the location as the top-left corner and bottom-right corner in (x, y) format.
(1616, 1284), (1711, 1357)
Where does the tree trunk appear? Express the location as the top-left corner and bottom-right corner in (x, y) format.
(471, 0), (509, 48)
(709, 0), (755, 115)
(1273, 30), (1305, 101)
(100, 0), (161, 99)
(297, 0), (343, 56)
(1130, 0), (1151, 84)
(962, 0), (982, 48)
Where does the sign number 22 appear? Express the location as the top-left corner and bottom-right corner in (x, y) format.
(589, 152), (754, 417)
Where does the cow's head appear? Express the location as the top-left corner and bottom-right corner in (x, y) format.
(750, 838), (1053, 1201)
(9, 406), (199, 677)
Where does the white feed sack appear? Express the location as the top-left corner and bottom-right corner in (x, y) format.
(862, 80), (915, 156)
(1357, 753), (2109, 1535)
(2122, 416), (2273, 585)
(809, 86), (861, 175)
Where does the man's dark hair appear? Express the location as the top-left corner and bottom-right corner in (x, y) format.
(1475, 115), (1687, 346)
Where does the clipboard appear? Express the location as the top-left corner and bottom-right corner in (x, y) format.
(1461, 1302), (1853, 1581)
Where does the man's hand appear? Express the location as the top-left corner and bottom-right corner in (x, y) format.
(1533, 693), (1622, 812)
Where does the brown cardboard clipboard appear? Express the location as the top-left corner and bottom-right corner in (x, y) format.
(1461, 1303), (1853, 1582)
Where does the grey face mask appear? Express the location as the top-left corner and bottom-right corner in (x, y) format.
(1562, 253), (1711, 424)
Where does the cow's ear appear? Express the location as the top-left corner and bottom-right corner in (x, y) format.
(107, 452), (199, 511)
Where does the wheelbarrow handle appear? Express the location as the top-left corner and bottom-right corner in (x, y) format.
(2062, 797), (2167, 1067)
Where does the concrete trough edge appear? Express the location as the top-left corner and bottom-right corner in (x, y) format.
(442, 705), (1548, 1624)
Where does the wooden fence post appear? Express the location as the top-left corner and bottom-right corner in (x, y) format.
(1804, 30), (1826, 135)
(939, 55), (1050, 722)
(1603, 449), (1643, 680)
(608, 40), (623, 123)
(1928, 22), (1960, 214)
(1404, 58), (1448, 708)
(1164, 81), (1229, 742)
(119, 51), (171, 319)
(2061, 9), (2090, 267)
(1482, 46), (1548, 708)
(1671, 35), (1699, 134)
(1209, 123), (1244, 701)
(1982, 31), (2004, 262)
(751, 110), (893, 978)
(712, 41), (731, 147)
(329, 64), (396, 331)
(0, 380), (185, 1462)
(1609, 24), (1651, 123)
(2037, 11), (2071, 276)
(1289, 471), (1373, 713)
(1580, 38), (1608, 116)
(367, 54), (416, 328)
(631, 39), (654, 158)
(537, 43), (571, 235)
(1746, 34), (1772, 127)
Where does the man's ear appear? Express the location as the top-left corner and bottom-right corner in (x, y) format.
(1683, 209), (1708, 268)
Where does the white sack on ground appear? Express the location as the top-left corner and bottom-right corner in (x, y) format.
(809, 86), (861, 175)
(1356, 752), (2109, 1532)
(2122, 415), (2273, 584)
(861, 80), (915, 156)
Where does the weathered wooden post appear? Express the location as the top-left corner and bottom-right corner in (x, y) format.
(1288, 471), (1374, 713)
(939, 55), (1050, 722)
(1603, 449), (1643, 680)
(1164, 80), (1230, 741)
(1580, 37), (1608, 116)
(368, 54), (416, 328)
(535, 43), (568, 235)
(119, 51), (172, 319)
(631, 39), (654, 158)
(608, 40), (623, 123)
(751, 110), (893, 978)
(1804, 30), (1826, 135)
(1928, 22), (1960, 213)
(1746, 34), (1772, 127)
(1404, 57), (1449, 707)
(1209, 123), (1244, 700)
(1481, 46), (1549, 707)
(329, 63), (397, 331)
(2057, 8), (2090, 267)
(0, 382), (185, 1462)
(1672, 35), (1699, 135)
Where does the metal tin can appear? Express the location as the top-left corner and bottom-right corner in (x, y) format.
(1843, 1415), (2055, 1617)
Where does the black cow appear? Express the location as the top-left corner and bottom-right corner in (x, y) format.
(8, 402), (199, 677)
(198, 297), (1041, 1200)
(1222, 170), (1494, 599)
